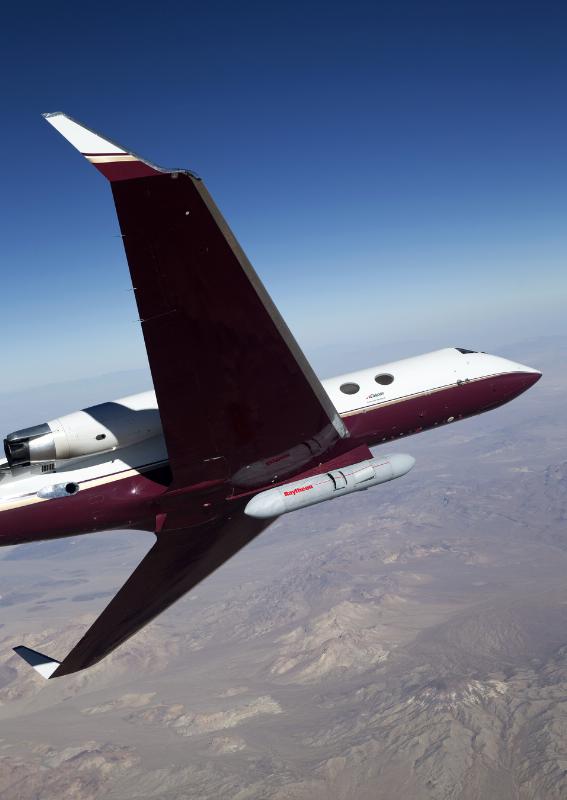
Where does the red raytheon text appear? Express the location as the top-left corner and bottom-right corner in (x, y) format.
(284, 484), (314, 497)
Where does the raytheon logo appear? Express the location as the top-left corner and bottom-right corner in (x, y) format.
(284, 484), (314, 497)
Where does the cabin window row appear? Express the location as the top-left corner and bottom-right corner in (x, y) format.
(339, 373), (394, 395)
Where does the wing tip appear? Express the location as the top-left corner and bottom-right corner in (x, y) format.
(42, 111), (200, 182)
(42, 110), (127, 155)
(13, 645), (61, 680)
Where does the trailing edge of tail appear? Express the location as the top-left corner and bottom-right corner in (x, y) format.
(43, 112), (199, 182)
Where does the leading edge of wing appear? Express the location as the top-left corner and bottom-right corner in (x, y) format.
(43, 111), (199, 181)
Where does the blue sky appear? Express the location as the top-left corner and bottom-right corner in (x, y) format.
(1, 0), (566, 395)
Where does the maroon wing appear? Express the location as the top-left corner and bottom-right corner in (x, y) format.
(44, 113), (348, 491)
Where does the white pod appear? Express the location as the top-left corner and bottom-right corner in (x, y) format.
(244, 453), (415, 519)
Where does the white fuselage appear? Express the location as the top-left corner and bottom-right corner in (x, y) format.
(0, 348), (539, 512)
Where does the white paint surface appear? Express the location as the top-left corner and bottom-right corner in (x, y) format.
(44, 113), (126, 155)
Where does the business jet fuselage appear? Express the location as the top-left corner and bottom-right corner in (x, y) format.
(4, 113), (540, 680)
(0, 347), (538, 544)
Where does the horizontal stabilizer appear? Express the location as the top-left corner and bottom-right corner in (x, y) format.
(13, 645), (60, 679)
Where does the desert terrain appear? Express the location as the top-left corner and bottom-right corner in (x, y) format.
(0, 337), (566, 799)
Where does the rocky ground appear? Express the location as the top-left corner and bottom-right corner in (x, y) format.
(0, 337), (566, 799)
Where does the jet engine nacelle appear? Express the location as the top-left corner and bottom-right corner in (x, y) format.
(4, 397), (162, 467)
(244, 453), (415, 519)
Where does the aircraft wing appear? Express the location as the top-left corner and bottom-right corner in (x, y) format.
(43, 113), (348, 491)
(14, 113), (357, 678)
(15, 510), (270, 678)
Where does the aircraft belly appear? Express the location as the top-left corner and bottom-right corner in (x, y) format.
(0, 469), (169, 546)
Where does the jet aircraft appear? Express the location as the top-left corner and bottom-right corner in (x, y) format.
(5, 114), (541, 680)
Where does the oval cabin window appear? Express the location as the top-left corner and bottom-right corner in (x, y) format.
(375, 373), (394, 385)
(340, 382), (360, 395)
